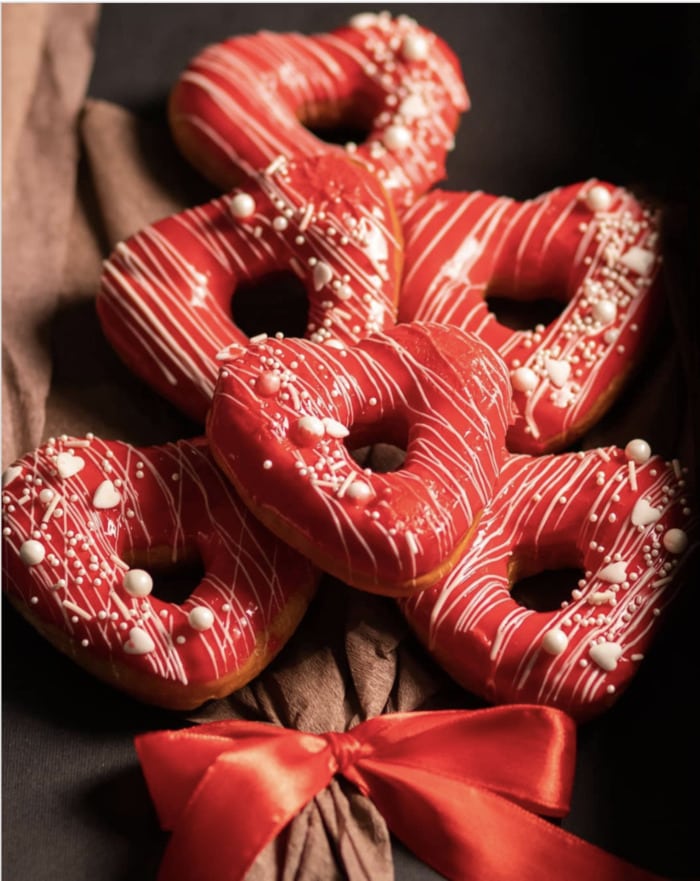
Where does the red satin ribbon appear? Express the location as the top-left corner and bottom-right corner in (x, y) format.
(135, 706), (665, 881)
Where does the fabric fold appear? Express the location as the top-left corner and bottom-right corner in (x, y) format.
(2, 3), (99, 468)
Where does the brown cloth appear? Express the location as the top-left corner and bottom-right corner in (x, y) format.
(2, 3), (100, 468)
(2, 6), (699, 881)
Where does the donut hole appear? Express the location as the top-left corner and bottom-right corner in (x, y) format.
(232, 271), (310, 339)
(365, 443), (407, 473)
(121, 553), (206, 605)
(305, 120), (373, 148)
(299, 98), (375, 148)
(485, 292), (563, 332)
(345, 413), (410, 473)
(510, 566), (586, 612)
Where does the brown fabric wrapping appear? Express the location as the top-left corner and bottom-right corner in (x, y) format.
(2, 3), (99, 469)
(2, 8), (698, 881)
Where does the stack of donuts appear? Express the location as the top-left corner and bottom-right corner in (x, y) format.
(2, 11), (695, 723)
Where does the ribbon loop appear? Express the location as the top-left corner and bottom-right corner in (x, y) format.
(323, 729), (368, 775)
(136, 707), (668, 881)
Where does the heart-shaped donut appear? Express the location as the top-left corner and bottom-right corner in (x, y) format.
(206, 322), (513, 596)
(1, 435), (319, 709)
(400, 444), (696, 720)
(168, 12), (468, 210)
(97, 153), (403, 422)
(400, 180), (664, 453)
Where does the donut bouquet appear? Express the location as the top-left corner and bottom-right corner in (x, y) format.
(2, 10), (697, 880)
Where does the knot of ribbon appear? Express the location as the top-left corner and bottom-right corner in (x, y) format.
(323, 729), (367, 775)
(135, 705), (666, 881)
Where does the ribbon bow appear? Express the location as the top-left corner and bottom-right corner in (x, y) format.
(135, 706), (664, 881)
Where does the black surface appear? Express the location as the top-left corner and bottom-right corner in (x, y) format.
(4, 5), (700, 881)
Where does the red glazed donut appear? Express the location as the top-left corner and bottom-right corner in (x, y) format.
(206, 322), (513, 597)
(399, 180), (664, 453)
(401, 444), (696, 721)
(97, 153), (403, 422)
(1, 435), (319, 710)
(168, 12), (468, 210)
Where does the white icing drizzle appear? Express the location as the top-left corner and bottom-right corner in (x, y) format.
(209, 323), (511, 591)
(98, 154), (400, 422)
(173, 17), (468, 209)
(1, 435), (318, 696)
(401, 447), (696, 719)
(400, 181), (663, 452)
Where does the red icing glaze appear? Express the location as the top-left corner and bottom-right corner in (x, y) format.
(1, 435), (319, 709)
(399, 181), (664, 453)
(401, 447), (696, 721)
(206, 323), (513, 596)
(169, 12), (468, 211)
(97, 154), (402, 423)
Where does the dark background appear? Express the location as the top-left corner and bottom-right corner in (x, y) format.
(4, 5), (700, 880)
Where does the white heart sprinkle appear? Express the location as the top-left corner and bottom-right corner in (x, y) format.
(589, 641), (623, 672)
(544, 358), (571, 388)
(598, 562), (627, 584)
(92, 479), (121, 510)
(2, 465), (22, 488)
(312, 262), (333, 291)
(56, 452), (85, 479)
(323, 418), (349, 439)
(619, 246), (655, 277)
(123, 627), (155, 655)
(631, 498), (662, 527)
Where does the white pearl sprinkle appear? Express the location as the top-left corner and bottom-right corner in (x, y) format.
(592, 299), (617, 324)
(188, 606), (215, 631)
(401, 33), (429, 61)
(123, 569), (154, 598)
(294, 415), (325, 446)
(382, 125), (411, 152)
(663, 528), (688, 554)
(625, 438), (651, 464)
(20, 539), (45, 566)
(229, 193), (256, 219)
(541, 628), (569, 655)
(346, 480), (373, 504)
(511, 366), (538, 393)
(585, 185), (612, 212)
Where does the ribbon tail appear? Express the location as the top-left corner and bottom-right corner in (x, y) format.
(157, 736), (335, 881)
(353, 762), (668, 881)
